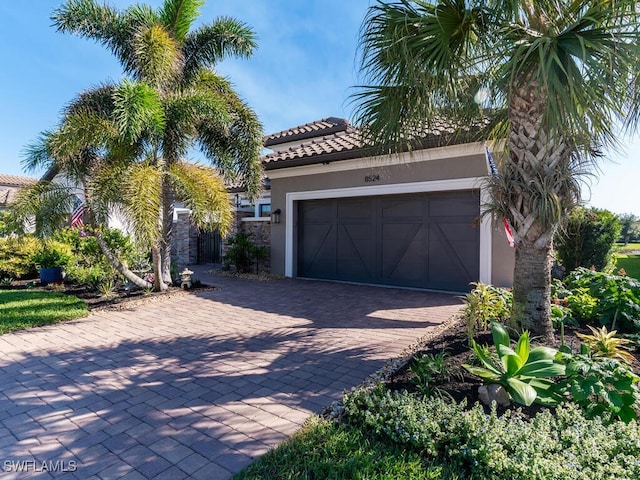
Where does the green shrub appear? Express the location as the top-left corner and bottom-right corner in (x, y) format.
(409, 350), (453, 398)
(32, 240), (74, 268)
(556, 207), (622, 272)
(223, 232), (268, 274)
(461, 282), (512, 343)
(0, 236), (41, 278)
(555, 352), (640, 423)
(343, 386), (640, 480)
(564, 267), (640, 333)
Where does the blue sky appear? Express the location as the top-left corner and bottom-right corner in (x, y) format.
(1, 0), (638, 216)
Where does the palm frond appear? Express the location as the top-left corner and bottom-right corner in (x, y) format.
(160, 0), (204, 43)
(8, 182), (77, 238)
(162, 87), (229, 162)
(168, 162), (232, 235)
(119, 163), (162, 248)
(182, 17), (257, 81)
(133, 24), (182, 85)
(113, 80), (166, 144)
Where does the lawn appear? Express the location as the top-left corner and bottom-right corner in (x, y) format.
(0, 290), (88, 334)
(614, 244), (640, 280)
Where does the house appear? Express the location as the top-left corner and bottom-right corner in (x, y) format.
(0, 174), (37, 212)
(261, 117), (515, 292)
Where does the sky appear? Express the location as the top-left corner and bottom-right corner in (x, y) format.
(0, 0), (638, 216)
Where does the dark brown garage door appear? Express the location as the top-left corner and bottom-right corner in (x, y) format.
(297, 190), (480, 291)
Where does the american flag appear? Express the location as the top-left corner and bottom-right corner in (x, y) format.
(71, 198), (86, 227)
(485, 146), (515, 248)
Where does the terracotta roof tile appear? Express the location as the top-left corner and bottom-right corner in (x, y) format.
(261, 116), (486, 170)
(0, 174), (37, 187)
(263, 117), (350, 147)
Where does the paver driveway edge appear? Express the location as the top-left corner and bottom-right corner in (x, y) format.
(0, 273), (462, 479)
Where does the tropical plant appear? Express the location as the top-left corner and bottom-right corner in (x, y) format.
(409, 350), (454, 398)
(461, 282), (511, 344)
(353, 0), (640, 341)
(577, 325), (635, 365)
(555, 207), (622, 272)
(32, 241), (74, 269)
(223, 232), (257, 273)
(564, 267), (640, 333)
(463, 322), (565, 406)
(14, 0), (263, 291)
(555, 352), (639, 423)
(0, 236), (41, 279)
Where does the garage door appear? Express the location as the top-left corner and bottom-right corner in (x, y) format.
(297, 190), (480, 291)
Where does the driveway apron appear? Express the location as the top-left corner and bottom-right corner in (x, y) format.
(0, 268), (461, 479)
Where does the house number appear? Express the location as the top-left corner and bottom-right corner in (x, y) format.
(364, 174), (380, 183)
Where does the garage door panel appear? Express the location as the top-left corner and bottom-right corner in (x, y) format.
(337, 223), (375, 280)
(298, 223), (336, 278)
(297, 190), (479, 291)
(381, 223), (424, 286)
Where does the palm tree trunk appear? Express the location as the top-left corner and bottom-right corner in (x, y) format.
(94, 231), (152, 290)
(160, 180), (174, 285)
(511, 241), (555, 343)
(151, 244), (168, 291)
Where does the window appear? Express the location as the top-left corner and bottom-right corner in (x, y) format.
(259, 203), (271, 217)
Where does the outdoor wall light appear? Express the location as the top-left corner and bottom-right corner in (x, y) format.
(271, 208), (281, 224)
(234, 193), (241, 208)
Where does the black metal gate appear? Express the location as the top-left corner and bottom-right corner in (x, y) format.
(197, 230), (222, 264)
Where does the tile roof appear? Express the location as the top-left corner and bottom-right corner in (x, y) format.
(262, 117), (484, 170)
(0, 174), (37, 187)
(263, 117), (350, 147)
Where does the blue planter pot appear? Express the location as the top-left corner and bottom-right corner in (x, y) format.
(40, 267), (63, 286)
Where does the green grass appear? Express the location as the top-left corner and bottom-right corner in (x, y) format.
(616, 242), (640, 254)
(234, 416), (444, 480)
(0, 290), (88, 334)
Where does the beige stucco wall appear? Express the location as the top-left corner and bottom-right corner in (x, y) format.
(268, 145), (516, 287)
(491, 223), (515, 287)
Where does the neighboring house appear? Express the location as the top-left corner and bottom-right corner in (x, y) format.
(0, 174), (37, 212)
(262, 117), (515, 291)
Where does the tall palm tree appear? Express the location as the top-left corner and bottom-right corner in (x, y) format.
(353, 0), (640, 341)
(37, 0), (264, 289)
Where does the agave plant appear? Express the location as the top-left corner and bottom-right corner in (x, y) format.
(463, 322), (565, 406)
(577, 325), (635, 365)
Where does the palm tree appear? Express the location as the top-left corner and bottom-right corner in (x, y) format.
(38, 0), (263, 289)
(353, 0), (640, 341)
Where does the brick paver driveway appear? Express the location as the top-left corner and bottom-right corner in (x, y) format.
(0, 268), (461, 479)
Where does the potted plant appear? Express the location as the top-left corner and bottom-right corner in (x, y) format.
(33, 241), (73, 286)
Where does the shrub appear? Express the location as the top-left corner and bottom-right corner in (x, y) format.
(32, 240), (74, 268)
(564, 267), (640, 333)
(555, 352), (640, 423)
(0, 236), (41, 278)
(343, 386), (640, 480)
(223, 232), (268, 274)
(461, 282), (512, 343)
(409, 350), (453, 398)
(555, 207), (622, 272)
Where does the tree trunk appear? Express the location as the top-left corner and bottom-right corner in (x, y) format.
(151, 245), (168, 291)
(160, 180), (174, 285)
(95, 231), (152, 290)
(511, 242), (555, 343)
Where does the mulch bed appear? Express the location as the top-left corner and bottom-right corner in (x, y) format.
(386, 317), (640, 417)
